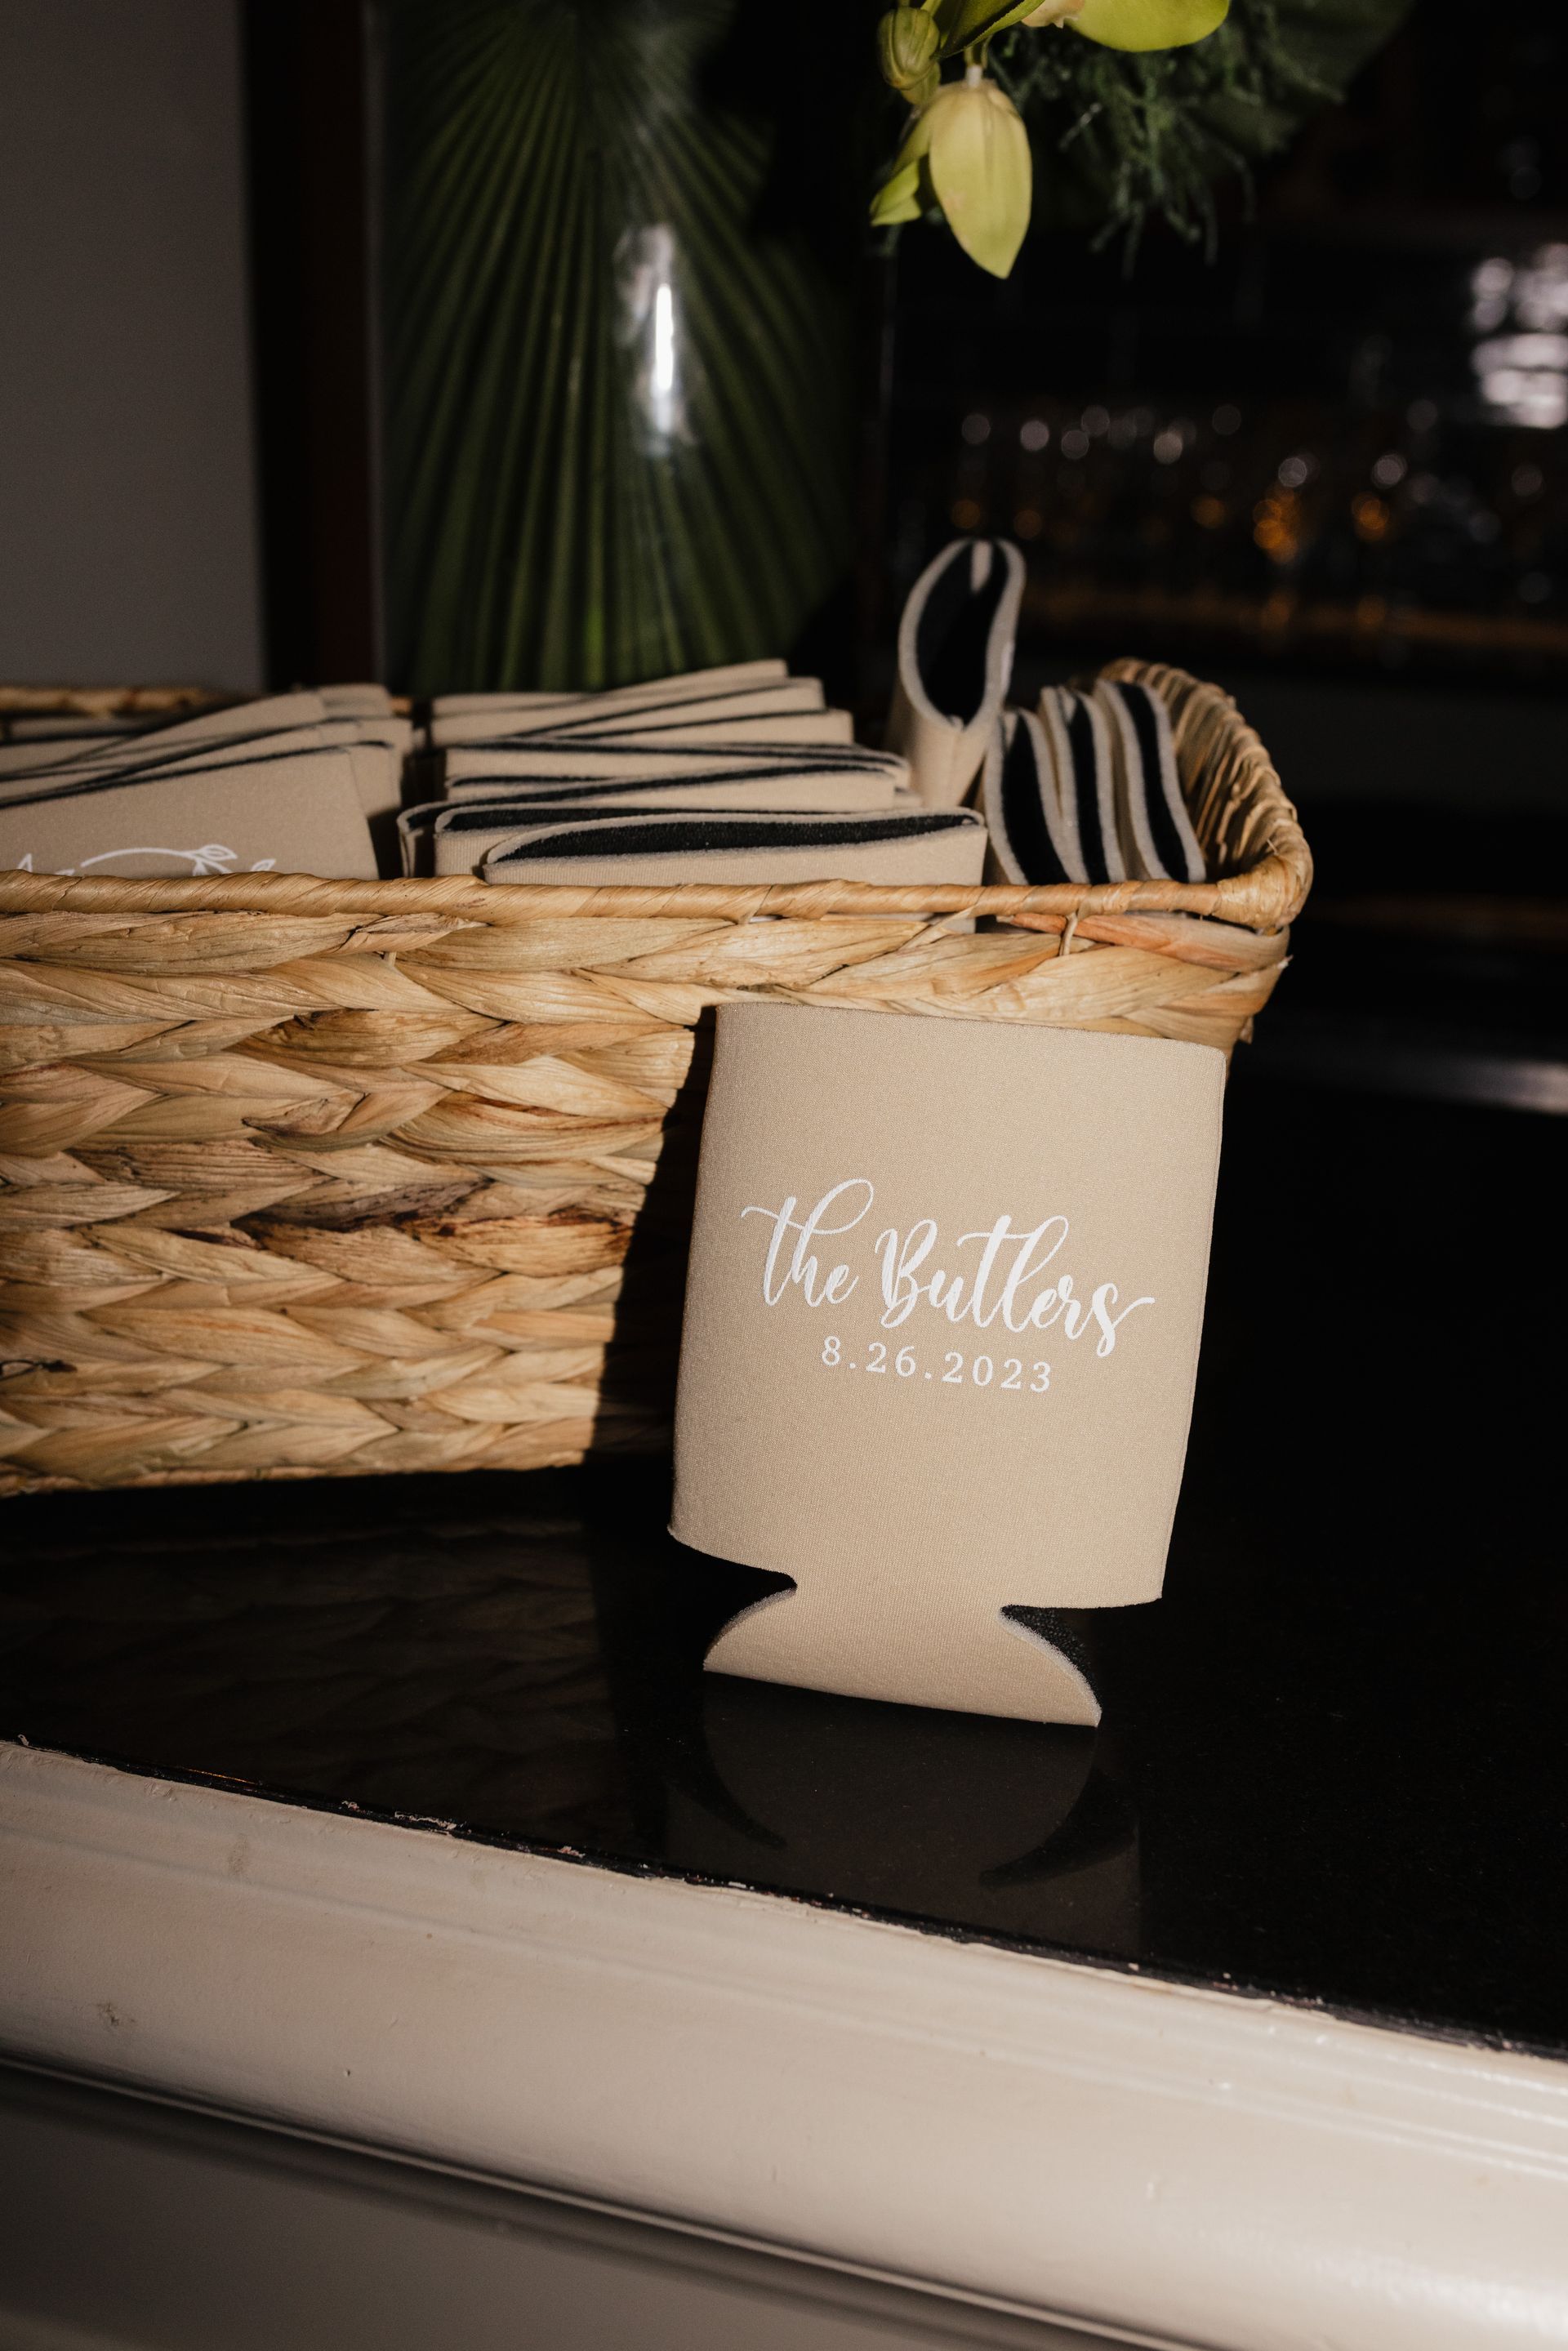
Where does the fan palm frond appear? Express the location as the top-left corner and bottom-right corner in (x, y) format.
(385, 0), (854, 692)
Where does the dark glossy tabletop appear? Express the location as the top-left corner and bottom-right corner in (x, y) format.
(3, 1062), (1564, 2058)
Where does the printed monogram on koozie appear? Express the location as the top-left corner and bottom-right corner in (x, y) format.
(742, 1178), (1154, 1353)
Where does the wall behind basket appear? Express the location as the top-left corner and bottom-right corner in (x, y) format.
(0, 0), (263, 692)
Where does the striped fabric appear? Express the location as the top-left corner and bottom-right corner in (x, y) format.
(980, 686), (1207, 888)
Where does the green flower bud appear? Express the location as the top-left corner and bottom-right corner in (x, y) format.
(870, 69), (1032, 278)
(877, 6), (941, 100)
(925, 71), (1031, 278)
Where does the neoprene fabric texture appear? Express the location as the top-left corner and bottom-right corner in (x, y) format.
(404, 776), (915, 876)
(439, 741), (909, 793)
(0, 652), (1209, 896)
(1005, 684), (1207, 889)
(1094, 679), (1205, 884)
(0, 712), (408, 830)
(429, 659), (788, 719)
(1040, 688), (1123, 884)
(0, 693), (333, 777)
(672, 1003), (1224, 1724)
(887, 538), (1024, 808)
(980, 710), (1087, 887)
(480, 808), (987, 888)
(465, 709), (857, 748)
(320, 683), (403, 719)
(0, 747), (378, 879)
(429, 679), (831, 748)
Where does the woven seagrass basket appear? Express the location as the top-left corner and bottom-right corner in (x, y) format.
(0, 661), (1309, 1494)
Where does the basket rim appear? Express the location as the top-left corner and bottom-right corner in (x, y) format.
(0, 661), (1311, 936)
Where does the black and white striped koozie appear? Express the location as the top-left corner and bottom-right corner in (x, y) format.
(1037, 688), (1123, 884)
(978, 708), (1086, 885)
(988, 685), (1207, 887)
(1092, 679), (1205, 884)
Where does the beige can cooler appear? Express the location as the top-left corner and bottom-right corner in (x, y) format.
(671, 1001), (1225, 1725)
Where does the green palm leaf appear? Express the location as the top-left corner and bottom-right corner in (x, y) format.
(385, 0), (855, 693)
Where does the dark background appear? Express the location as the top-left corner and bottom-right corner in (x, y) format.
(8, 0), (1568, 757)
(235, 2), (1568, 727)
(880, 2), (1568, 695)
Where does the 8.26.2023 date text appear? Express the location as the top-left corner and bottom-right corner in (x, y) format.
(821, 1338), (1050, 1391)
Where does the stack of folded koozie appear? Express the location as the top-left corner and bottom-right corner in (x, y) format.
(399, 659), (987, 888)
(0, 687), (407, 882)
(0, 547), (1200, 897)
(885, 539), (1205, 888)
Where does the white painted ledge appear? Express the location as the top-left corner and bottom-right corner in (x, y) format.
(2, 1739), (1566, 2351)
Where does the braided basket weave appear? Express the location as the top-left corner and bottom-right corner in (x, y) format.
(0, 661), (1308, 1494)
